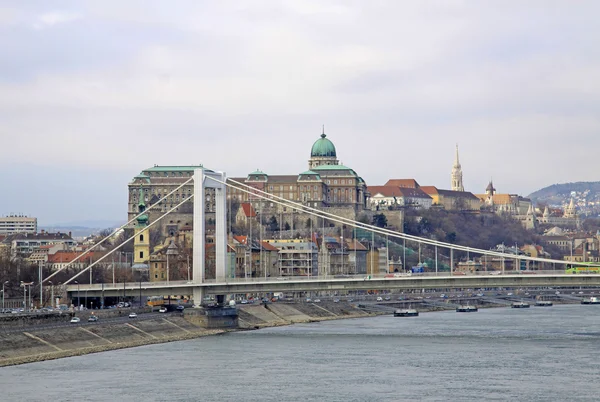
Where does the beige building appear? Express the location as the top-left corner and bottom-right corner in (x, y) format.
(0, 215), (37, 235)
(420, 186), (481, 211)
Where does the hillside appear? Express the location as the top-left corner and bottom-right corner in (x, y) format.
(528, 182), (600, 216)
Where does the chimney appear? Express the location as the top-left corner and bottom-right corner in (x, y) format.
(68, 231), (72, 238)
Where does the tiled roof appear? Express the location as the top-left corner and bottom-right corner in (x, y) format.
(368, 186), (405, 197)
(436, 189), (480, 199)
(384, 179), (420, 188)
(261, 241), (279, 251)
(420, 186), (439, 195)
(240, 203), (257, 217)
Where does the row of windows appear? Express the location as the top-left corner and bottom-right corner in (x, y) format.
(145, 171), (194, 178)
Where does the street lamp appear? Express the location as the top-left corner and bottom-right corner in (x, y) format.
(21, 281), (26, 311)
(2, 281), (8, 312)
(48, 281), (53, 309)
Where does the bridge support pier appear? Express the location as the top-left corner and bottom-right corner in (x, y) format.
(193, 287), (205, 308)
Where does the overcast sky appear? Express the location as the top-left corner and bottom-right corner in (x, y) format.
(1, 1), (599, 225)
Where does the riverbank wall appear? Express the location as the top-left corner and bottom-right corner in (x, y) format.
(0, 302), (375, 367)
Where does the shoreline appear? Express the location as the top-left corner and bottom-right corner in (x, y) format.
(0, 299), (579, 367)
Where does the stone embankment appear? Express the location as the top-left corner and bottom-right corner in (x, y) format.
(0, 302), (381, 367)
(237, 301), (374, 329)
(0, 315), (224, 367)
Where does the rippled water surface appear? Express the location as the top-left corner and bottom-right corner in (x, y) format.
(2, 304), (600, 401)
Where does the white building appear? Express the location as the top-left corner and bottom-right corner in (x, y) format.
(0, 215), (37, 235)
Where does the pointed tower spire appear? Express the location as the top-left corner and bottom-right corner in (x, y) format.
(450, 144), (464, 192)
(454, 143), (461, 167)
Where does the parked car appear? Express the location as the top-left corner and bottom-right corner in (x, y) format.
(159, 307), (168, 313)
(88, 315), (98, 322)
(313, 299), (321, 303)
(333, 299), (340, 303)
(70, 317), (81, 323)
(176, 305), (185, 311)
(376, 297), (383, 301)
(128, 312), (137, 318)
(384, 296), (391, 301)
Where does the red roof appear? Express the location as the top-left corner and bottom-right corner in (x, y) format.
(368, 186), (405, 197)
(420, 186), (439, 195)
(261, 241), (279, 251)
(240, 203), (257, 218)
(233, 235), (247, 245)
(384, 179), (420, 188)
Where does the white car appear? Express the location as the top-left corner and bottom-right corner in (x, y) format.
(158, 307), (167, 313)
(376, 297), (383, 301)
(128, 312), (137, 318)
(70, 317), (80, 323)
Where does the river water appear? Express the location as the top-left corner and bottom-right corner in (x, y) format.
(2, 304), (600, 401)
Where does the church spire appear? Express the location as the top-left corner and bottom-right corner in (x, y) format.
(451, 144), (464, 192)
(454, 143), (461, 168)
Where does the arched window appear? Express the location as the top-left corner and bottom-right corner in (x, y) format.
(139, 234), (144, 242)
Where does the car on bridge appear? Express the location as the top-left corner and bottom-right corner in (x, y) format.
(128, 312), (137, 318)
(70, 317), (80, 323)
(88, 315), (98, 322)
(159, 307), (168, 313)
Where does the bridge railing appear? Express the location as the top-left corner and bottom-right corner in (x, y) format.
(65, 270), (594, 291)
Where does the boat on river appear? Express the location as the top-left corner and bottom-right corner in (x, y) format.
(394, 308), (419, 317)
(511, 301), (530, 308)
(456, 305), (478, 312)
(581, 297), (600, 305)
(535, 300), (553, 307)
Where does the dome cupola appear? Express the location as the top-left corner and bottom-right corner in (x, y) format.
(310, 132), (336, 157)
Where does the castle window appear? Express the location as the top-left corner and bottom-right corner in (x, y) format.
(140, 234), (144, 242)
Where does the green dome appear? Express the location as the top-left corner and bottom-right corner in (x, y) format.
(311, 133), (336, 157)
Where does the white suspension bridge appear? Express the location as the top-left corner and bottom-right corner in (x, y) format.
(38, 168), (600, 306)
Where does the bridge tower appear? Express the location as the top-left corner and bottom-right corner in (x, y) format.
(192, 168), (227, 306)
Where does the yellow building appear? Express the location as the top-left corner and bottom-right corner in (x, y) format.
(133, 186), (150, 269)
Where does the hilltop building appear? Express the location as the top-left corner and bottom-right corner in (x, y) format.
(228, 129), (370, 222)
(451, 144), (464, 192)
(128, 129), (370, 238)
(476, 180), (532, 215)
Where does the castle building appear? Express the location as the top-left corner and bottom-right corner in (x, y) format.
(451, 144), (464, 192)
(476, 180), (532, 215)
(128, 130), (369, 238)
(228, 129), (369, 219)
(128, 165), (212, 237)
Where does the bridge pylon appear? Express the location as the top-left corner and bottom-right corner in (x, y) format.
(193, 168), (227, 307)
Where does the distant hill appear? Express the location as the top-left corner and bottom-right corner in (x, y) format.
(528, 182), (600, 215)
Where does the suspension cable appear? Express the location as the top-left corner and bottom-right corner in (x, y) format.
(63, 194), (194, 285)
(45, 176), (194, 284)
(211, 176), (588, 267)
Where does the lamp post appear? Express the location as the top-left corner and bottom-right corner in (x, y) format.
(49, 281), (53, 309)
(2, 281), (8, 312)
(28, 282), (33, 311)
(139, 272), (142, 308)
(21, 282), (26, 311)
(340, 236), (344, 275)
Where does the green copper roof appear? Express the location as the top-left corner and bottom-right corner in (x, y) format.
(137, 186), (149, 226)
(143, 165), (213, 173)
(249, 169), (267, 175)
(300, 170), (319, 175)
(310, 133), (336, 157)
